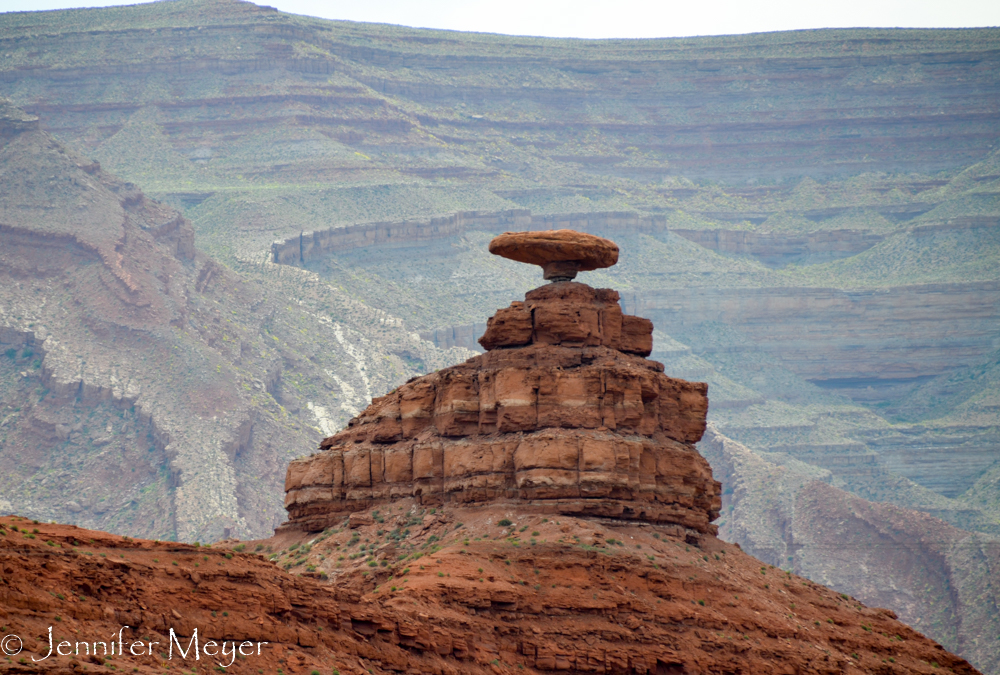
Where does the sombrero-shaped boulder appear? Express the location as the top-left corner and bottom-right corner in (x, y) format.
(488, 229), (619, 281)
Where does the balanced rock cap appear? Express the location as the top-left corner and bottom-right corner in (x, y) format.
(488, 229), (619, 281)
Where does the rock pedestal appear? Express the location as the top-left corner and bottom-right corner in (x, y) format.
(284, 269), (720, 534)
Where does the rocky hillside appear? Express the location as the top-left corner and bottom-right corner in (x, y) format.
(0, 510), (980, 675)
(0, 100), (470, 543)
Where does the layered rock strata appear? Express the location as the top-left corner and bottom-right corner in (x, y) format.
(285, 282), (720, 534)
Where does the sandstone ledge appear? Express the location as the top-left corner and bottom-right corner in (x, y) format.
(285, 427), (718, 534)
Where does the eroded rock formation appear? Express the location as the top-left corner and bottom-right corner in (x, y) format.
(284, 236), (720, 536)
(1, 225), (982, 675)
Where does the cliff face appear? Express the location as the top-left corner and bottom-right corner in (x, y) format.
(285, 282), (720, 536)
(0, 101), (227, 539)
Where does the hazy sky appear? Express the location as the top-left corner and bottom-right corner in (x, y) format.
(0, 0), (998, 38)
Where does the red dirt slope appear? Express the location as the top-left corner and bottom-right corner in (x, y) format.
(0, 511), (979, 675)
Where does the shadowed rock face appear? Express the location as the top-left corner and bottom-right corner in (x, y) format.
(284, 281), (720, 534)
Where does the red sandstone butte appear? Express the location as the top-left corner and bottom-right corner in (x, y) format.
(283, 279), (716, 536)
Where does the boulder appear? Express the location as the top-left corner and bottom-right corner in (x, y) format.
(488, 229), (619, 280)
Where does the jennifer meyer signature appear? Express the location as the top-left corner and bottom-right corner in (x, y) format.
(4, 626), (269, 667)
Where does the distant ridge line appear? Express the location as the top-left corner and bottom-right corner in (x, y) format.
(269, 208), (1000, 267)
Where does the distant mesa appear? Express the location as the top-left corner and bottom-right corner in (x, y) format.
(488, 229), (619, 281)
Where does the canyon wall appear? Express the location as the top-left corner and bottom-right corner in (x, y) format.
(0, 102), (467, 542)
(5, 7), (998, 184)
(286, 210), (1000, 397)
(271, 210), (669, 266)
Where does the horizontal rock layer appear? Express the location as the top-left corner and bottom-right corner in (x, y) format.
(479, 283), (652, 355)
(286, 427), (717, 534)
(11, 13), (998, 187)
